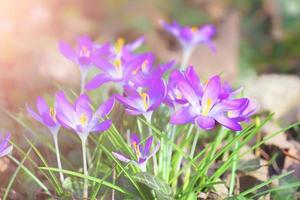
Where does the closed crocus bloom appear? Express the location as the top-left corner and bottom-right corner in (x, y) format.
(0, 132), (13, 158)
(170, 67), (257, 131)
(26, 96), (60, 135)
(55, 92), (114, 139)
(112, 133), (160, 172)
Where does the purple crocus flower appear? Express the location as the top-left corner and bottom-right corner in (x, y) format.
(59, 36), (102, 70)
(165, 66), (203, 108)
(0, 132), (13, 158)
(85, 51), (154, 90)
(116, 79), (166, 122)
(112, 133), (160, 172)
(160, 20), (216, 51)
(170, 72), (256, 131)
(26, 96), (60, 135)
(59, 36), (109, 93)
(55, 92), (114, 139)
(160, 20), (216, 69)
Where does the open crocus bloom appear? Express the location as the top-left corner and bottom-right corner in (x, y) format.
(59, 36), (106, 71)
(85, 36), (152, 90)
(165, 66), (203, 108)
(170, 70), (257, 131)
(112, 133), (160, 172)
(26, 96), (61, 135)
(116, 79), (166, 122)
(160, 20), (216, 52)
(0, 132), (13, 158)
(55, 92), (114, 139)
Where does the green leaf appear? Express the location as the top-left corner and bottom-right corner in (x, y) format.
(133, 172), (173, 200)
(238, 158), (261, 172)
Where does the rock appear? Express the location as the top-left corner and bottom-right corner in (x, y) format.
(244, 74), (300, 124)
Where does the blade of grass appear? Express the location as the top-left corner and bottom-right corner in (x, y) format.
(2, 147), (33, 200)
(24, 135), (64, 195)
(39, 167), (128, 194)
(239, 171), (294, 196)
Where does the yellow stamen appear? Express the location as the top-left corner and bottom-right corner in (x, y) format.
(132, 60), (148, 75)
(49, 107), (57, 122)
(141, 60), (148, 71)
(113, 59), (122, 69)
(114, 37), (125, 53)
(132, 68), (139, 75)
(79, 114), (88, 125)
(132, 141), (141, 158)
(202, 98), (212, 116)
(81, 46), (90, 57)
(140, 92), (150, 110)
(176, 92), (183, 100)
(191, 26), (198, 33)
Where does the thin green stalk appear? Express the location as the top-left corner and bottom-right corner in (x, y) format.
(81, 135), (89, 199)
(183, 129), (200, 189)
(3, 148), (32, 200)
(53, 134), (64, 184)
(180, 47), (194, 70)
(229, 131), (240, 196)
(80, 70), (87, 94)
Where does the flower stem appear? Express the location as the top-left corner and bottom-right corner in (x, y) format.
(183, 128), (199, 189)
(180, 47), (194, 70)
(53, 134), (64, 184)
(81, 135), (88, 199)
(229, 131), (240, 196)
(80, 70), (87, 94)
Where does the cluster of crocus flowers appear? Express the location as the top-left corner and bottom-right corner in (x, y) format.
(113, 133), (160, 172)
(0, 132), (13, 158)
(169, 67), (257, 131)
(17, 20), (258, 199)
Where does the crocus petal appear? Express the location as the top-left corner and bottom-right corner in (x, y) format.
(143, 136), (153, 157)
(36, 97), (49, 115)
(85, 74), (112, 90)
(214, 115), (242, 131)
(56, 113), (75, 130)
(202, 75), (221, 107)
(195, 115), (216, 130)
(0, 145), (13, 157)
(94, 97), (115, 118)
(75, 94), (93, 120)
(116, 95), (138, 110)
(170, 106), (197, 124)
(178, 81), (200, 107)
(59, 41), (77, 62)
(90, 119), (112, 133)
(125, 36), (145, 52)
(92, 56), (115, 71)
(147, 141), (160, 160)
(112, 152), (131, 163)
(131, 133), (140, 146)
(41, 113), (57, 127)
(78, 56), (92, 66)
(55, 92), (77, 123)
(125, 109), (142, 116)
(26, 104), (43, 124)
(185, 66), (203, 96)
